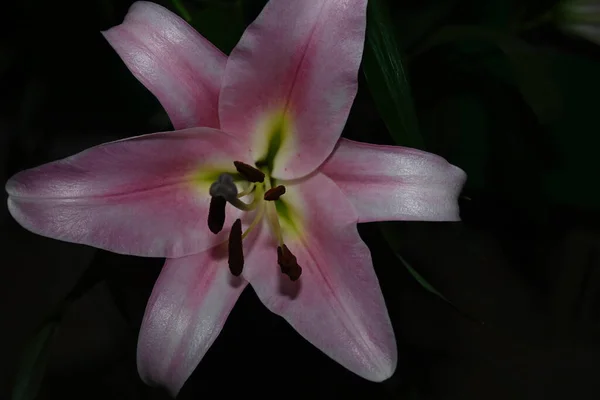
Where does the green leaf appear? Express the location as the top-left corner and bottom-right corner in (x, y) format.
(399, 255), (452, 302)
(414, 25), (561, 124)
(397, 0), (459, 49)
(381, 224), (486, 324)
(363, 0), (424, 149)
(240, 0), (267, 24)
(541, 51), (600, 211)
(171, 0), (193, 22)
(379, 224), (450, 302)
(12, 318), (61, 400)
(420, 92), (490, 192)
(187, 1), (245, 54)
(11, 250), (109, 400)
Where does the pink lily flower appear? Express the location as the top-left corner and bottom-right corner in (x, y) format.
(5, 0), (466, 396)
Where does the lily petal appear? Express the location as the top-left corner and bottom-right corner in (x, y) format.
(219, 0), (367, 179)
(102, 1), (226, 129)
(244, 173), (397, 381)
(6, 128), (253, 257)
(320, 139), (467, 222)
(138, 250), (247, 397)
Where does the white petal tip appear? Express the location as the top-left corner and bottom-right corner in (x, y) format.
(363, 358), (398, 382)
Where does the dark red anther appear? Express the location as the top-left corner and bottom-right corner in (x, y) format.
(228, 219), (244, 276)
(277, 244), (302, 281)
(208, 196), (227, 234)
(264, 185), (286, 201)
(234, 161), (265, 183)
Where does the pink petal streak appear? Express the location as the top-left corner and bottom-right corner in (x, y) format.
(244, 173), (397, 381)
(321, 139), (466, 222)
(6, 128), (252, 257)
(102, 1), (226, 129)
(137, 251), (247, 396)
(219, 0), (368, 179)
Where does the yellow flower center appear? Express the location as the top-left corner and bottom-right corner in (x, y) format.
(208, 161), (302, 281)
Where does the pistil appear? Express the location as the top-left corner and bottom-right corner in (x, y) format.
(263, 175), (284, 247)
(209, 173), (260, 212)
(237, 183), (255, 198)
(241, 183), (265, 240)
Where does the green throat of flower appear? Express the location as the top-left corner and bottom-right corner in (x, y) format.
(207, 161), (302, 282)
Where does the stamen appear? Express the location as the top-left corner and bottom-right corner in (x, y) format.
(263, 175), (284, 246)
(267, 203), (284, 245)
(210, 185), (265, 251)
(264, 185), (286, 201)
(208, 196), (227, 234)
(237, 183), (255, 198)
(228, 196), (259, 212)
(242, 201), (265, 240)
(228, 219), (244, 276)
(234, 161), (265, 183)
(277, 244), (302, 281)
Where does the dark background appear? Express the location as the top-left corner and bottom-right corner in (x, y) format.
(2, 0), (600, 399)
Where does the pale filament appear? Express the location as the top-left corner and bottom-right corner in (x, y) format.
(242, 201), (265, 240)
(237, 182), (255, 198)
(241, 183), (265, 240)
(213, 170), (284, 248)
(228, 186), (261, 211)
(213, 183), (265, 249)
(263, 173), (284, 247)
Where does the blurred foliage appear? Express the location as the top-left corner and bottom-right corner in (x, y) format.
(381, 224), (452, 303)
(11, 251), (108, 400)
(171, 0), (246, 54)
(12, 320), (60, 400)
(363, 0), (424, 149)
